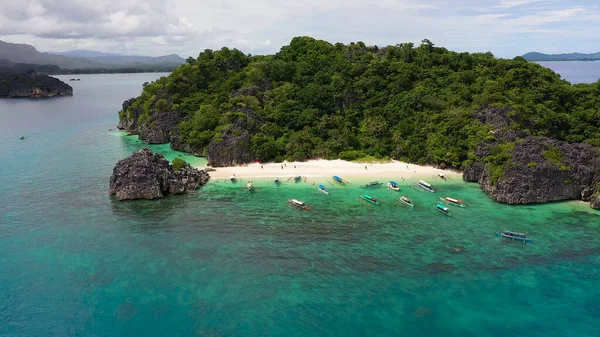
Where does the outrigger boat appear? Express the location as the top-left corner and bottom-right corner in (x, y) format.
(387, 181), (400, 191)
(438, 173), (446, 181)
(317, 184), (329, 194)
(294, 175), (302, 182)
(230, 174), (236, 182)
(495, 230), (534, 243)
(333, 175), (347, 185)
(415, 180), (435, 193)
(434, 203), (451, 216)
(398, 196), (414, 207)
(363, 181), (383, 188)
(288, 199), (310, 211)
(361, 194), (379, 205)
(274, 177), (280, 184)
(440, 197), (466, 208)
(247, 182), (254, 192)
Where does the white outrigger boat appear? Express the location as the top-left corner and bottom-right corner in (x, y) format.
(387, 181), (400, 191)
(495, 230), (533, 243)
(288, 199), (310, 211)
(397, 196), (414, 207)
(317, 184), (329, 194)
(230, 174), (236, 182)
(415, 180), (435, 193)
(440, 197), (466, 208)
(438, 172), (446, 181)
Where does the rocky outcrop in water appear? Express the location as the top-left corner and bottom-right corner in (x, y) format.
(109, 148), (209, 200)
(0, 72), (72, 98)
(463, 107), (600, 209)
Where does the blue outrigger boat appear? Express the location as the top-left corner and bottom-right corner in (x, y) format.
(415, 180), (435, 193)
(496, 231), (534, 243)
(434, 203), (451, 216)
(387, 181), (400, 191)
(317, 184), (329, 194)
(333, 175), (347, 185)
(361, 194), (379, 205)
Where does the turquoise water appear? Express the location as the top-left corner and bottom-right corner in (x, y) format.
(1, 74), (599, 337)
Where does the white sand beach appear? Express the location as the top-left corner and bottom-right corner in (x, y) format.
(201, 159), (461, 181)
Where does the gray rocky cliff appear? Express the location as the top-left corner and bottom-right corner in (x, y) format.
(0, 72), (73, 98)
(109, 148), (209, 200)
(463, 107), (600, 209)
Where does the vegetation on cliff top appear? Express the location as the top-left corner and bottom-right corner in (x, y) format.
(0, 71), (73, 97)
(120, 37), (600, 168)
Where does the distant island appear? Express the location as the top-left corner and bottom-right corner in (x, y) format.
(117, 37), (600, 208)
(0, 71), (72, 98)
(0, 40), (185, 74)
(522, 52), (600, 61)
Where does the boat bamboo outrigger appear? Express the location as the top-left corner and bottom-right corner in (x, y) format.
(440, 197), (466, 208)
(361, 194), (379, 205)
(434, 203), (451, 216)
(363, 181), (383, 188)
(317, 184), (329, 194)
(415, 180), (435, 193)
(289, 199), (310, 211)
(495, 230), (534, 243)
(333, 175), (347, 185)
(387, 181), (400, 191)
(398, 196), (414, 207)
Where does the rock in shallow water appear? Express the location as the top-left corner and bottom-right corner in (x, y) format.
(109, 148), (209, 200)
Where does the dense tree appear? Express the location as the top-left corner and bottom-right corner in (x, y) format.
(121, 36), (600, 167)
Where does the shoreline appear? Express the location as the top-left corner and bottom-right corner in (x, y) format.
(198, 159), (461, 181)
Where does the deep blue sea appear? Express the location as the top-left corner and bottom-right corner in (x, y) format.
(0, 73), (599, 337)
(537, 61), (600, 84)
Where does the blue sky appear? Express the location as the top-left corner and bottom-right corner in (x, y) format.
(0, 0), (598, 57)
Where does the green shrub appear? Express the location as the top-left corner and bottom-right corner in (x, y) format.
(338, 150), (366, 161)
(563, 178), (571, 185)
(172, 157), (187, 171)
(527, 161), (538, 168)
(542, 146), (570, 171)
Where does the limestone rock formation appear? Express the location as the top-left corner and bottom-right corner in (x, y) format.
(109, 148), (210, 200)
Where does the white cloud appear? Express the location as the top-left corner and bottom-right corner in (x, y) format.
(0, 0), (599, 58)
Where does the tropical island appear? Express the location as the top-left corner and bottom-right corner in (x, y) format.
(117, 37), (600, 208)
(0, 71), (72, 98)
(523, 52), (600, 62)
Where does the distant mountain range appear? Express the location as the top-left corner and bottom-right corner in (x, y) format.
(522, 52), (600, 61)
(0, 40), (186, 72)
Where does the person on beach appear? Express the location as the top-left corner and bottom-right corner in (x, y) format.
(281, 164), (283, 169)
(365, 165), (367, 170)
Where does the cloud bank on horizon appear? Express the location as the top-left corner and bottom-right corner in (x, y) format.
(0, 0), (597, 58)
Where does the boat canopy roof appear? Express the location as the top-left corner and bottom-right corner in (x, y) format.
(318, 184), (326, 189)
(389, 181), (398, 185)
(504, 231), (527, 237)
(291, 199), (304, 205)
(363, 194), (374, 199)
(436, 204), (448, 210)
(419, 180), (432, 188)
(333, 175), (342, 181)
(446, 197), (459, 203)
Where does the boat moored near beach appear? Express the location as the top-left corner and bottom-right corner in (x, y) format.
(438, 172), (446, 181)
(289, 199), (310, 211)
(333, 175), (347, 185)
(274, 177), (280, 184)
(434, 203), (451, 216)
(415, 180), (435, 192)
(496, 231), (534, 243)
(387, 181), (400, 191)
(361, 194), (379, 205)
(317, 184), (329, 194)
(440, 197), (466, 208)
(247, 181), (254, 192)
(363, 181), (383, 188)
(230, 174), (236, 182)
(398, 196), (414, 207)
(294, 175), (302, 182)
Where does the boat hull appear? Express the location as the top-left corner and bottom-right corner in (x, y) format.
(440, 197), (466, 208)
(398, 198), (414, 207)
(495, 232), (534, 243)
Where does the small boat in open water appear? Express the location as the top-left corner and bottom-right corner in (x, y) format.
(361, 194), (379, 205)
(434, 203), (451, 216)
(333, 175), (347, 185)
(317, 184), (329, 194)
(398, 196), (414, 207)
(496, 230), (534, 243)
(363, 181), (383, 188)
(415, 180), (435, 193)
(289, 199), (310, 211)
(387, 181), (400, 191)
(440, 197), (466, 208)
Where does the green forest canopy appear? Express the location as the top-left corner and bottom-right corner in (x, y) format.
(121, 37), (600, 167)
